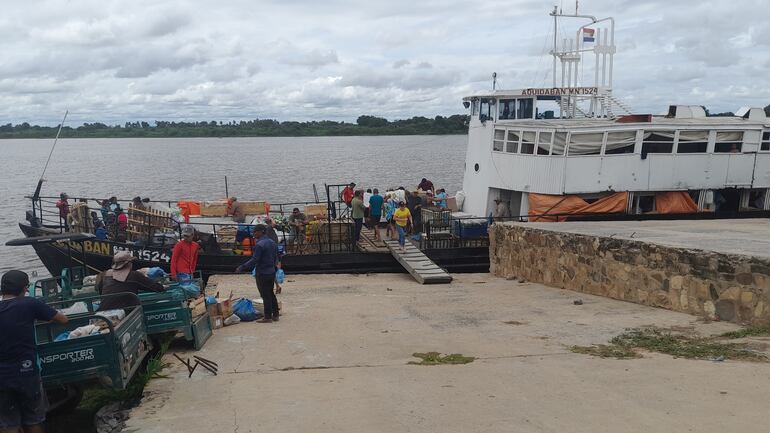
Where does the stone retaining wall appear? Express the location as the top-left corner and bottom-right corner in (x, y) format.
(489, 224), (770, 325)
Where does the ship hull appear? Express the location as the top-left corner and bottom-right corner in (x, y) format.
(18, 223), (489, 278)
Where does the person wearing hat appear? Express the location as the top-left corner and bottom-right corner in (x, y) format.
(227, 197), (246, 224)
(393, 201), (413, 251)
(236, 224), (280, 323)
(96, 251), (165, 311)
(171, 225), (200, 281)
(1, 270), (68, 433)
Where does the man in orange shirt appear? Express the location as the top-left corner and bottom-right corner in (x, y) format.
(171, 226), (199, 281)
(340, 182), (356, 207)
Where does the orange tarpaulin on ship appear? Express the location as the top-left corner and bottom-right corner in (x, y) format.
(529, 192), (629, 222)
(654, 191), (698, 214)
(177, 201), (201, 223)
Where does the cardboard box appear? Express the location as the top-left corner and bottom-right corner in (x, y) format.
(241, 201), (268, 215)
(447, 196), (459, 212)
(206, 304), (219, 317)
(304, 203), (328, 218)
(210, 315), (224, 329)
(217, 298), (233, 318)
(200, 201), (228, 217)
(190, 300), (207, 319)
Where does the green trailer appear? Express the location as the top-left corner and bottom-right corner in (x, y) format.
(36, 295), (151, 410)
(37, 299), (149, 389)
(33, 268), (212, 350)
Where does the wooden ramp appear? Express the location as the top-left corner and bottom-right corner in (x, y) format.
(383, 240), (453, 284)
(358, 227), (389, 253)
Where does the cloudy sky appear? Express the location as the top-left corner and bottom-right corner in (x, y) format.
(1, 0), (768, 125)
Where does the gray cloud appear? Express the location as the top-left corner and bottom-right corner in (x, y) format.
(0, 0), (767, 124)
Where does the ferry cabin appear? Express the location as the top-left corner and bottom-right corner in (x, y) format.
(460, 89), (770, 219)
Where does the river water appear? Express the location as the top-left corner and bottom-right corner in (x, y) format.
(0, 135), (468, 276)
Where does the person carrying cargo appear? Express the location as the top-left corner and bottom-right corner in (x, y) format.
(227, 197), (246, 224)
(235, 224), (280, 323)
(0, 270), (68, 433)
(96, 251), (166, 311)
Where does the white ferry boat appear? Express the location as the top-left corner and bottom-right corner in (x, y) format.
(460, 7), (770, 221)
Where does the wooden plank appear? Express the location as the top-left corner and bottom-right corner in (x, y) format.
(383, 240), (452, 284)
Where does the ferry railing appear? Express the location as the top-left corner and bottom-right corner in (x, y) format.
(27, 195), (358, 255)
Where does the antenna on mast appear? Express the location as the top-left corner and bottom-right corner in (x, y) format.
(492, 72), (497, 91)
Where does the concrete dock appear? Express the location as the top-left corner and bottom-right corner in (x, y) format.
(521, 218), (770, 259)
(126, 273), (770, 433)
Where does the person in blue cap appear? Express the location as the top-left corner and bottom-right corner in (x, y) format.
(0, 270), (68, 433)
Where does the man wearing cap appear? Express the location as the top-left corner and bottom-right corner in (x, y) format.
(1, 270), (68, 433)
(171, 225), (200, 281)
(227, 197), (246, 224)
(236, 224), (279, 323)
(96, 251), (166, 311)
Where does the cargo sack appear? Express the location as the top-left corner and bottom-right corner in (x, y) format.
(233, 297), (261, 322)
(178, 280), (201, 298)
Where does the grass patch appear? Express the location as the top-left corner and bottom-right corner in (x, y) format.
(720, 326), (770, 339)
(570, 344), (640, 359)
(571, 328), (767, 362)
(409, 352), (475, 365)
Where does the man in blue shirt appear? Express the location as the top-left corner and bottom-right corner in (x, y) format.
(1, 270), (68, 433)
(368, 189), (384, 241)
(433, 188), (448, 209)
(236, 224), (279, 323)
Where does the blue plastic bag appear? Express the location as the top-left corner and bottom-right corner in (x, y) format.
(146, 267), (167, 280)
(205, 295), (218, 305)
(177, 280), (201, 298)
(233, 298), (261, 322)
(275, 269), (285, 284)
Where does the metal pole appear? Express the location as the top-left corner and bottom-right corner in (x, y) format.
(224, 176), (229, 198)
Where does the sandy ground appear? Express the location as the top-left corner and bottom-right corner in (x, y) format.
(124, 273), (769, 433)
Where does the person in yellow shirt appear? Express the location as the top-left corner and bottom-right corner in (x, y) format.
(392, 201), (412, 251)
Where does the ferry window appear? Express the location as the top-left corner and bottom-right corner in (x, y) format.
(762, 131), (770, 151)
(506, 131), (520, 153)
(493, 129), (505, 152)
(499, 99), (516, 120)
(714, 131), (744, 153)
(520, 131), (536, 154)
(567, 132), (603, 156)
(605, 131), (636, 155)
(480, 100), (492, 121)
(677, 131), (709, 153)
(517, 99), (534, 119)
(641, 131), (674, 156)
(552, 132), (567, 155)
(471, 100), (479, 116)
(537, 132), (553, 155)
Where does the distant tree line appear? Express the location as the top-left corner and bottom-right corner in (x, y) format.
(0, 115), (470, 139)
(704, 104), (770, 118)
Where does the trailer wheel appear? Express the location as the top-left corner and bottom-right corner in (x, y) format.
(46, 384), (84, 415)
